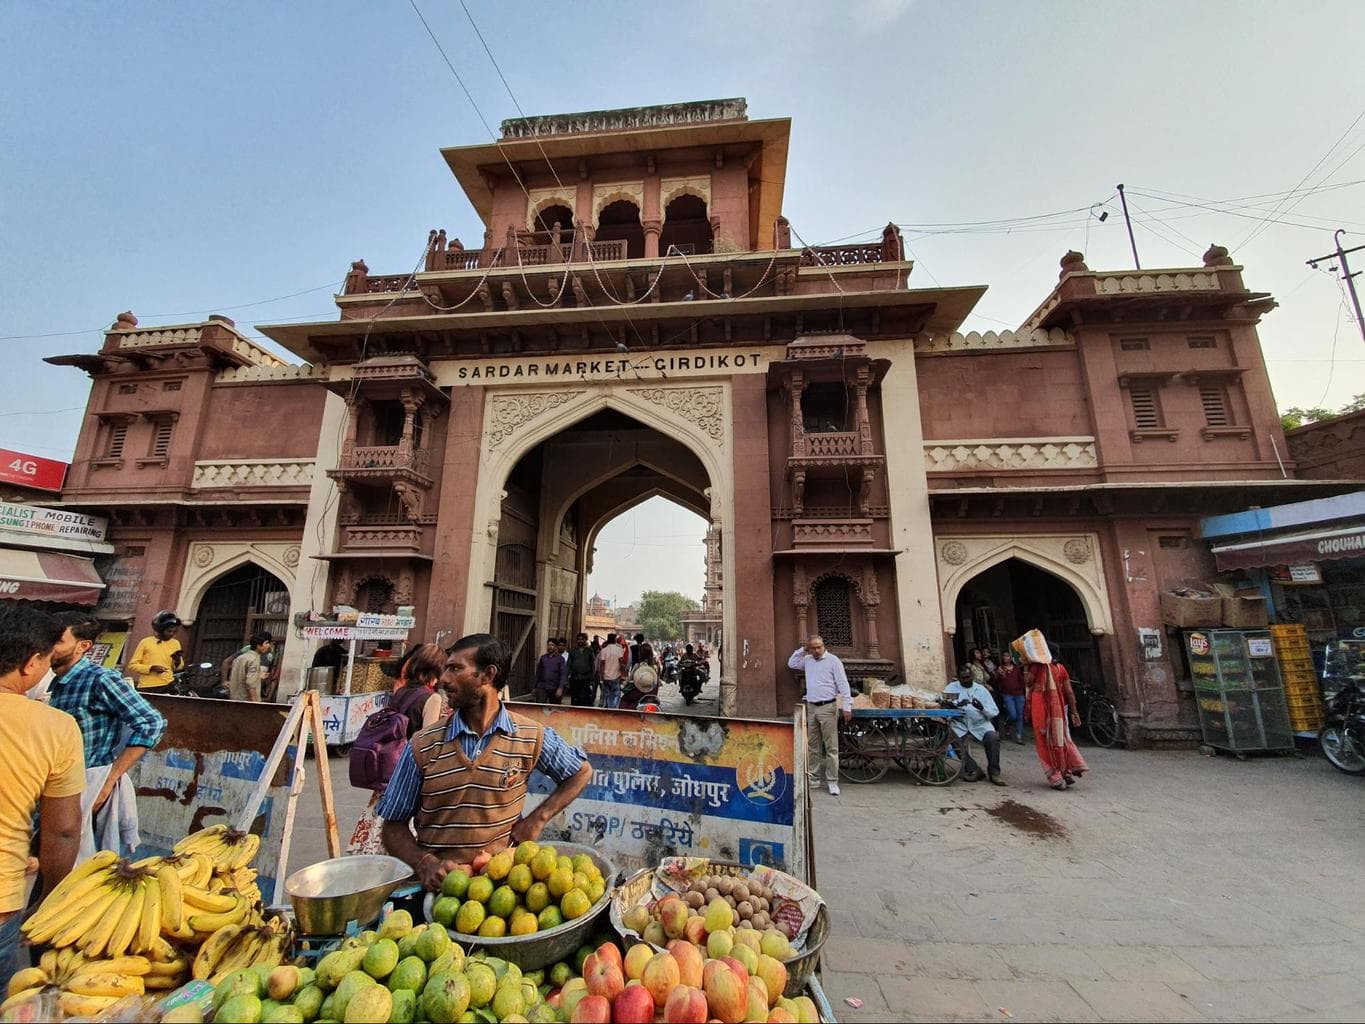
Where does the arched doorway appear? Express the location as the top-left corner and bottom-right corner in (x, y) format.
(596, 200), (644, 259)
(533, 203), (574, 234)
(660, 194), (713, 256)
(192, 562), (291, 682)
(953, 558), (1101, 684)
(489, 408), (714, 699)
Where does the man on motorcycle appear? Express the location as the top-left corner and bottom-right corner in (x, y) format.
(127, 610), (184, 692)
(677, 643), (708, 704)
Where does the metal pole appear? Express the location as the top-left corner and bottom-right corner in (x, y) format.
(1307, 230), (1365, 347)
(1117, 184), (1140, 270)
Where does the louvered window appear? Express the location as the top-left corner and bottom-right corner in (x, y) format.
(1199, 385), (1231, 427)
(814, 576), (854, 648)
(151, 420), (174, 458)
(106, 422), (128, 458)
(1187, 336), (1216, 349)
(1119, 338), (1149, 351)
(1128, 383), (1161, 429)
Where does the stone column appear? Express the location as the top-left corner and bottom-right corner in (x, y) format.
(730, 375), (778, 717)
(854, 367), (873, 455)
(643, 219), (662, 259)
(428, 387), (487, 639)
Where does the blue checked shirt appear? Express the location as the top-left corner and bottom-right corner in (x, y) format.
(47, 656), (167, 770)
(376, 704), (586, 822)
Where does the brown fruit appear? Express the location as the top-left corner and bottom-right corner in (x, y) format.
(704, 888), (719, 903)
(732, 884), (750, 903)
(724, 894), (737, 908)
(751, 911), (770, 931)
(715, 878), (733, 896)
(685, 891), (705, 910)
(737, 901), (754, 920)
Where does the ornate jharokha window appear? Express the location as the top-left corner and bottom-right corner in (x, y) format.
(814, 576), (854, 648)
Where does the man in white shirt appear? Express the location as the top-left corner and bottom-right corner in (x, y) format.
(787, 635), (853, 796)
(944, 663), (1005, 785)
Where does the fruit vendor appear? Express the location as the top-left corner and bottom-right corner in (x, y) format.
(0, 607), (85, 979)
(378, 632), (592, 891)
(47, 612), (166, 858)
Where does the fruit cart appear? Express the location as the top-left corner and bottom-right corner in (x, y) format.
(837, 707), (967, 784)
(299, 614), (413, 747)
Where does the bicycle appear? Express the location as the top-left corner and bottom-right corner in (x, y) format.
(1071, 679), (1122, 748)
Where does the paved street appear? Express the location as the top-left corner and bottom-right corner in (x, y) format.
(291, 734), (1365, 1023)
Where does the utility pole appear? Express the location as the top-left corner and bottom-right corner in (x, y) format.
(1307, 229), (1365, 347)
(1116, 184), (1141, 270)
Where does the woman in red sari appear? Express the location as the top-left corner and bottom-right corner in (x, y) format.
(1025, 654), (1088, 790)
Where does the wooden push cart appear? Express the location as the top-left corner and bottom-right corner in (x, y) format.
(838, 707), (967, 785)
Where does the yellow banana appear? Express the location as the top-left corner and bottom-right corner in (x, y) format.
(106, 880), (146, 957)
(147, 956), (191, 979)
(130, 854), (163, 870)
(56, 946), (82, 976)
(137, 873), (162, 953)
(144, 973), (187, 991)
(173, 823), (228, 855)
(58, 992), (121, 1018)
(208, 931), (263, 983)
(65, 972), (145, 998)
(77, 955), (152, 977)
(170, 854), (200, 881)
(147, 936), (176, 964)
(41, 881), (121, 948)
(253, 928), (289, 969)
(7, 968), (48, 998)
(81, 884), (134, 958)
(156, 864), (183, 934)
(182, 885), (236, 913)
(0, 988), (46, 1015)
(22, 867), (117, 940)
(226, 832), (261, 870)
(192, 922), (245, 980)
(39, 950), (59, 975)
(39, 849), (118, 905)
(189, 852), (215, 889)
(187, 894), (248, 933)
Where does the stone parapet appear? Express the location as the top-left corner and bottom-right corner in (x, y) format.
(913, 327), (1073, 354)
(191, 459), (315, 489)
(923, 437), (1098, 473)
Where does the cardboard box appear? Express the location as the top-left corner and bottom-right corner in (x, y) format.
(1160, 590), (1222, 628)
(1222, 595), (1268, 628)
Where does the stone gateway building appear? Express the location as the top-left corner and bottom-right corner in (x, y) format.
(49, 99), (1353, 742)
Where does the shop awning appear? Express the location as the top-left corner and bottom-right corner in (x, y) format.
(0, 549), (105, 605)
(1210, 522), (1365, 571)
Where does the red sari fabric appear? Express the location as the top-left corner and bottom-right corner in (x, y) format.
(1027, 662), (1089, 785)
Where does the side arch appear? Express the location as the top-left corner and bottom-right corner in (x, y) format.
(176, 541), (298, 621)
(936, 535), (1113, 636)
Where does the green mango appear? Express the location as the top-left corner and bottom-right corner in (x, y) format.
(293, 984), (326, 1023)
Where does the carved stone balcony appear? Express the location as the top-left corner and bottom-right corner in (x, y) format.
(328, 444), (432, 487)
(792, 518), (874, 550)
(341, 524), (425, 552)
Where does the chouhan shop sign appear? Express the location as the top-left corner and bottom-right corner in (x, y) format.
(514, 704), (807, 879)
(434, 349), (770, 387)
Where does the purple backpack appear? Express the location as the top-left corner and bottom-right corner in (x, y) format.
(348, 686), (428, 790)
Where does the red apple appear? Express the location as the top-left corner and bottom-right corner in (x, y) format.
(584, 952), (626, 1002)
(658, 894), (690, 940)
(596, 940), (624, 974)
(642, 951), (682, 1009)
(612, 984), (656, 1024)
(624, 941), (655, 981)
(703, 959), (748, 1024)
(571, 993), (612, 1024)
(720, 957), (750, 982)
(684, 916), (709, 945)
(667, 939), (706, 989)
(664, 983), (709, 1024)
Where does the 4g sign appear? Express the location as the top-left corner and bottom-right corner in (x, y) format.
(0, 448), (68, 493)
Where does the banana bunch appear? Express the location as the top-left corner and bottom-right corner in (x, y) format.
(21, 850), (165, 958)
(191, 915), (293, 984)
(2, 948), (153, 1018)
(173, 823), (261, 871)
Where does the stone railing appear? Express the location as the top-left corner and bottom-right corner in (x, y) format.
(500, 98), (747, 138)
(117, 327), (202, 348)
(215, 363), (321, 384)
(793, 519), (874, 547)
(362, 274), (417, 294)
(339, 445), (430, 475)
(433, 248), (496, 271)
(191, 459), (315, 489)
(1092, 270), (1221, 295)
(515, 239), (627, 265)
(800, 244), (885, 267)
(228, 337), (286, 367)
(772, 504), (889, 520)
(804, 432), (863, 457)
(342, 525), (424, 551)
(923, 437), (1098, 473)
(914, 327), (1073, 354)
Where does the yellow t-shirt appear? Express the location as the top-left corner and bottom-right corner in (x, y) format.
(0, 694), (85, 911)
(128, 636), (182, 690)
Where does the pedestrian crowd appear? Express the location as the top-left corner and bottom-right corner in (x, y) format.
(532, 631), (707, 709)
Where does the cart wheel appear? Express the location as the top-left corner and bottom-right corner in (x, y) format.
(1086, 697), (1122, 748)
(838, 754), (888, 784)
(903, 753), (963, 786)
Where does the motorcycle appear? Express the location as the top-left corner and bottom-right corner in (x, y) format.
(661, 653), (680, 687)
(167, 661), (227, 699)
(678, 657), (708, 705)
(1320, 681), (1365, 775)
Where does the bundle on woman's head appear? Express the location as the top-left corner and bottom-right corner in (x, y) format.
(1010, 628), (1052, 665)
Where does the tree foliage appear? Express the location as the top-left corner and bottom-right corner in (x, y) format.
(1281, 393), (1365, 430)
(636, 590), (700, 640)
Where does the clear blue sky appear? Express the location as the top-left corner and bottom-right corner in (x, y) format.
(4, 1), (1364, 600)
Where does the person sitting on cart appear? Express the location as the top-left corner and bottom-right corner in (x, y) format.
(378, 632), (592, 891)
(943, 663), (1006, 786)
